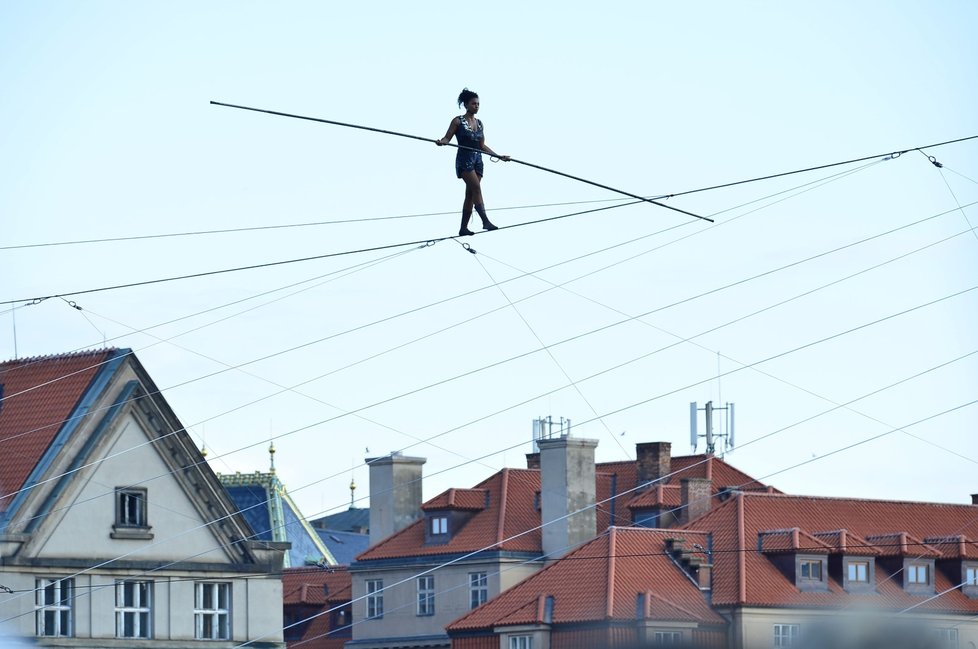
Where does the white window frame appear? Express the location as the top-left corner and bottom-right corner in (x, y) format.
(907, 563), (930, 585)
(939, 627), (959, 649)
(654, 630), (683, 644)
(847, 560), (870, 583)
(509, 635), (532, 649)
(431, 516), (448, 535)
(35, 578), (73, 637)
(774, 623), (800, 648)
(964, 565), (978, 586)
(194, 582), (231, 640)
(417, 575), (435, 616)
(469, 572), (488, 609)
(115, 580), (152, 639)
(366, 579), (384, 619)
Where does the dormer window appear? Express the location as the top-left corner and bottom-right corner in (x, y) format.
(907, 563), (930, 584)
(842, 557), (876, 593)
(431, 516), (447, 535)
(800, 559), (822, 580)
(904, 559), (935, 594)
(794, 555), (828, 591)
(847, 561), (869, 583)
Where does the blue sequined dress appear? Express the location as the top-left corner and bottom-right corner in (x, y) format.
(454, 116), (484, 178)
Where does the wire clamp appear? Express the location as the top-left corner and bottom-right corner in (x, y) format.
(928, 155), (943, 168)
(419, 240), (437, 249)
(461, 243), (477, 255)
(882, 151), (902, 161)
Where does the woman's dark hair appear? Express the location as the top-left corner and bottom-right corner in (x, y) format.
(457, 88), (478, 108)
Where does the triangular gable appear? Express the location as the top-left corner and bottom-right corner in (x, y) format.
(3, 351), (266, 569)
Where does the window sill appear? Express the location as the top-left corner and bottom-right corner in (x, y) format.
(111, 526), (154, 540)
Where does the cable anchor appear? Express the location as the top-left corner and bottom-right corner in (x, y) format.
(928, 155), (943, 168)
(461, 243), (477, 255)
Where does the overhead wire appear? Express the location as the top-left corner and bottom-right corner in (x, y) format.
(3, 193), (970, 506)
(0, 158), (892, 411)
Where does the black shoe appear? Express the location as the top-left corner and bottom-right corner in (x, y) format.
(459, 227), (474, 236)
(482, 221), (498, 231)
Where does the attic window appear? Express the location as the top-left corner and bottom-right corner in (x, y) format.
(794, 555), (827, 591)
(112, 488), (153, 540)
(904, 559), (935, 593)
(965, 565), (978, 587)
(847, 561), (869, 583)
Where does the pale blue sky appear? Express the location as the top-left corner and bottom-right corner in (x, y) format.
(2, 1), (977, 521)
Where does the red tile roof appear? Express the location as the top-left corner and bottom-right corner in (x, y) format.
(448, 527), (725, 631)
(864, 532), (941, 558)
(684, 492), (978, 612)
(812, 529), (881, 556)
(421, 488), (488, 512)
(283, 567), (351, 605)
(359, 453), (773, 562)
(282, 567), (351, 649)
(757, 527), (833, 554)
(923, 535), (978, 559)
(0, 349), (116, 515)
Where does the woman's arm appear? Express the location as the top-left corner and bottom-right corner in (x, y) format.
(435, 117), (460, 145)
(481, 132), (511, 161)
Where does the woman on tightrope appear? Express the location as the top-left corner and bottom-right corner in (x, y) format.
(436, 88), (510, 236)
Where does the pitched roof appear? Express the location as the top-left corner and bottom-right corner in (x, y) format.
(358, 469), (543, 560)
(448, 527), (725, 631)
(311, 507), (369, 534)
(358, 451), (773, 562)
(0, 349), (118, 516)
(684, 492), (978, 612)
(316, 528), (370, 566)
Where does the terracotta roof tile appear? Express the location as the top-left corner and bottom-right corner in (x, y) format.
(923, 535), (978, 559)
(757, 527), (833, 554)
(448, 527), (724, 631)
(864, 532), (941, 558)
(0, 349), (117, 515)
(282, 567), (351, 605)
(812, 529), (881, 556)
(684, 492), (978, 612)
(421, 488), (488, 512)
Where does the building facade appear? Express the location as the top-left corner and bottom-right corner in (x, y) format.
(0, 349), (287, 647)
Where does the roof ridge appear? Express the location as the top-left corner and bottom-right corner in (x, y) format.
(740, 491), (978, 508)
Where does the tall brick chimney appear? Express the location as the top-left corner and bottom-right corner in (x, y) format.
(680, 477), (713, 524)
(366, 453), (426, 546)
(539, 436), (598, 560)
(636, 442), (671, 487)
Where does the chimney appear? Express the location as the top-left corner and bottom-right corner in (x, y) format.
(680, 477), (712, 524)
(972, 494), (978, 505)
(636, 442), (671, 487)
(539, 436), (598, 560)
(525, 453), (541, 469)
(366, 453), (426, 546)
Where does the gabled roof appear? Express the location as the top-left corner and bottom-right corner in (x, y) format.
(421, 488), (488, 511)
(757, 527), (833, 554)
(923, 535), (978, 560)
(684, 492), (978, 611)
(220, 470), (336, 568)
(0, 349), (118, 516)
(448, 527), (725, 631)
(812, 529), (881, 556)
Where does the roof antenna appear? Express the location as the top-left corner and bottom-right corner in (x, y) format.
(268, 440), (276, 474)
(11, 305), (18, 359)
(690, 400), (736, 456)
